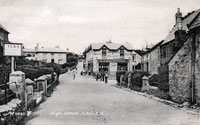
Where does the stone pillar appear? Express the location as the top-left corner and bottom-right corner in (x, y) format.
(127, 73), (131, 88)
(36, 76), (48, 96)
(9, 71), (26, 102)
(142, 76), (149, 92)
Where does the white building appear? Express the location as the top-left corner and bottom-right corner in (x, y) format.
(85, 41), (141, 77)
(23, 46), (67, 64)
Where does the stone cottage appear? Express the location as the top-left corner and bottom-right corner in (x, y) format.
(168, 8), (200, 104)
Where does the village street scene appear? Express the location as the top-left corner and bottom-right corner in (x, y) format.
(1, 0), (200, 125)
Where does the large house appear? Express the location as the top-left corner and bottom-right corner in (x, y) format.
(23, 44), (67, 64)
(84, 41), (141, 78)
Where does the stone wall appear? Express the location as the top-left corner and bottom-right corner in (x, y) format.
(168, 37), (192, 103)
(194, 30), (200, 104)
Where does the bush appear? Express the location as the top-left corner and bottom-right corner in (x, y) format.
(116, 71), (126, 85)
(130, 71), (149, 89)
(0, 65), (10, 86)
(45, 63), (62, 81)
(149, 74), (159, 87)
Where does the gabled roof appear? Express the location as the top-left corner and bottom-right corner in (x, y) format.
(91, 42), (133, 51)
(168, 36), (189, 64)
(0, 24), (9, 33)
(189, 11), (200, 30)
(133, 49), (145, 56)
(147, 40), (164, 53)
(162, 9), (200, 45)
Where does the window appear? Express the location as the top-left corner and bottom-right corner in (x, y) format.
(51, 53), (54, 59)
(102, 47), (106, 57)
(58, 59), (63, 64)
(132, 54), (136, 61)
(27, 54), (31, 57)
(43, 59), (47, 62)
(43, 53), (47, 57)
(120, 48), (124, 57)
(0, 32), (3, 40)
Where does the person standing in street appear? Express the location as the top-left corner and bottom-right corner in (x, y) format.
(72, 70), (76, 80)
(105, 71), (109, 83)
(102, 70), (105, 82)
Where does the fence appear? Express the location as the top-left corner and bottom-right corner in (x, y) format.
(47, 79), (59, 97)
(0, 84), (16, 105)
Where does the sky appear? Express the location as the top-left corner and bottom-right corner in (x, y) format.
(0, 0), (200, 54)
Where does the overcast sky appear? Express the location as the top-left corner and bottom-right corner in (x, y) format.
(0, 0), (199, 54)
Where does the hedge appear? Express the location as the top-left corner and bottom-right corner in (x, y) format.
(17, 66), (54, 81)
(149, 74), (159, 87)
(130, 71), (149, 89)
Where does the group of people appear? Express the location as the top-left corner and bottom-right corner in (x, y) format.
(96, 69), (109, 83)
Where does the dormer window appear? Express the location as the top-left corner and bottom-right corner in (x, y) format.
(102, 47), (106, 57)
(120, 47), (124, 57)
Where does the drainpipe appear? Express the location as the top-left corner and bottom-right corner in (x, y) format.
(191, 32), (196, 104)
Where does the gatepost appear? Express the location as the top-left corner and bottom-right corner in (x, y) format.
(142, 75), (150, 92)
(36, 76), (48, 96)
(9, 71), (26, 105)
(127, 73), (131, 88)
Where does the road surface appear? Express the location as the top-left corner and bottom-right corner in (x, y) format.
(26, 62), (200, 125)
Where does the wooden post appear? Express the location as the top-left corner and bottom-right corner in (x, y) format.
(11, 57), (15, 73)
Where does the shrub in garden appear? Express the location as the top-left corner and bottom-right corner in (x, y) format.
(116, 71), (126, 85)
(149, 74), (159, 87)
(130, 71), (149, 90)
(0, 65), (10, 85)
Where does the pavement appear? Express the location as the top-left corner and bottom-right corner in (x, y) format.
(25, 62), (200, 125)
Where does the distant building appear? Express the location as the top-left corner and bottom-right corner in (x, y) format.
(84, 41), (141, 78)
(23, 45), (67, 64)
(132, 50), (142, 71)
(141, 40), (164, 74)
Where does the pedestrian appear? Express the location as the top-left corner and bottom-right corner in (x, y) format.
(105, 71), (109, 83)
(72, 70), (76, 80)
(96, 72), (99, 81)
(88, 71), (91, 77)
(100, 69), (103, 81)
(102, 70), (105, 81)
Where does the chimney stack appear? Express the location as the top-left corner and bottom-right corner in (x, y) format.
(175, 8), (183, 30)
(174, 8), (187, 48)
